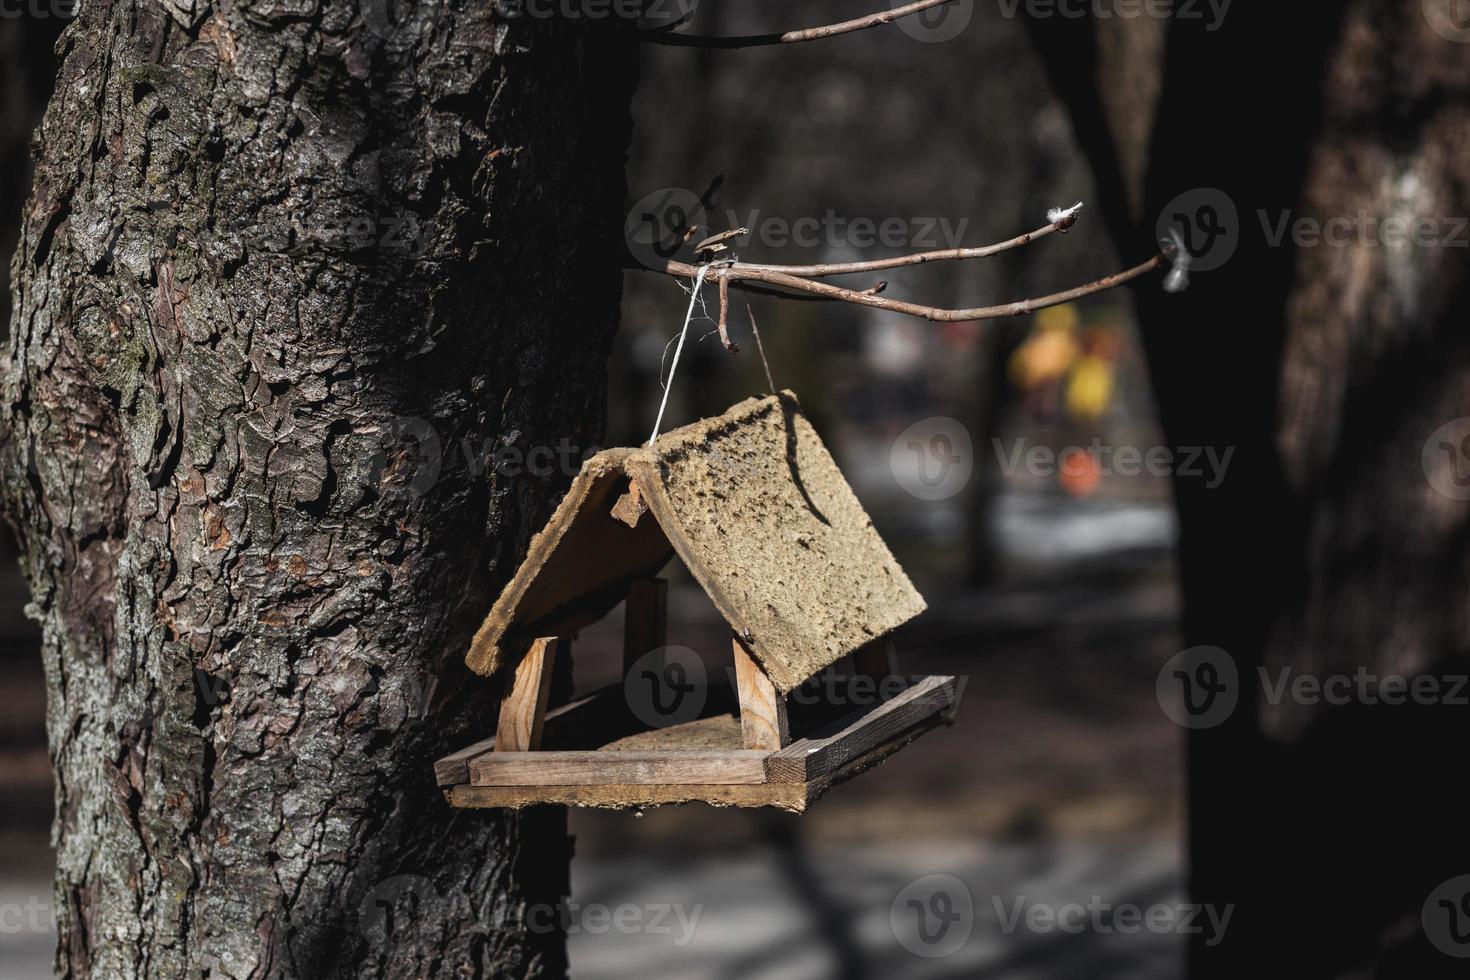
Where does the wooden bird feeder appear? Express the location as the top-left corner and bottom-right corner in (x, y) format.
(435, 392), (961, 811)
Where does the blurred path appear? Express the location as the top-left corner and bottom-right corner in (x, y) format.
(571, 836), (1182, 980)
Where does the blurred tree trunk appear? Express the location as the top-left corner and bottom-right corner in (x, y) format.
(1030, 3), (1470, 977)
(0, 2), (633, 977)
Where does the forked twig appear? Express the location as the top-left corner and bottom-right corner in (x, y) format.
(633, 205), (1164, 328)
(642, 0), (962, 49)
(663, 255), (1165, 324)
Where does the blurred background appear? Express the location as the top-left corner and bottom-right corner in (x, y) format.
(0, 4), (1187, 977)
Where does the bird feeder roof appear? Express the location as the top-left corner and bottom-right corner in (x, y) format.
(464, 391), (926, 694)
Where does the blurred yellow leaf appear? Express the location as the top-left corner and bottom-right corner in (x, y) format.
(1065, 355), (1115, 420)
(1035, 303), (1081, 333)
(1009, 326), (1079, 389)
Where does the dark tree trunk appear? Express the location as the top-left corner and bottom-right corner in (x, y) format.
(0, 10), (67, 331)
(0, 1), (635, 976)
(1029, 3), (1470, 977)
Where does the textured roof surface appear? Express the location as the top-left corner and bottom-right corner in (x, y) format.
(465, 392), (926, 692)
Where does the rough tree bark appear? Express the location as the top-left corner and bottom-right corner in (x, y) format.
(1028, 2), (1470, 977)
(0, 1), (635, 976)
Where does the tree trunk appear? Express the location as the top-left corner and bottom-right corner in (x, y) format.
(0, 11), (67, 331)
(1029, 3), (1470, 976)
(0, 2), (635, 976)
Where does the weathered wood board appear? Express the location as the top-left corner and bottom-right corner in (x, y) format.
(436, 674), (961, 811)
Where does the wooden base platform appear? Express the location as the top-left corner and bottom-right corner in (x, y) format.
(435, 674), (961, 812)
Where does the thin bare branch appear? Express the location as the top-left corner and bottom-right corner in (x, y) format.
(746, 303), (777, 393)
(715, 276), (738, 353)
(656, 254), (1166, 323)
(642, 0), (962, 49)
(736, 217), (1074, 278)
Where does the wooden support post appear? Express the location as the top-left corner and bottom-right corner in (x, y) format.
(495, 636), (562, 752)
(623, 578), (668, 677)
(853, 638), (900, 680)
(731, 632), (789, 750)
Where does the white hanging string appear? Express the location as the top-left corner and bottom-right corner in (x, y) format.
(648, 264), (709, 445)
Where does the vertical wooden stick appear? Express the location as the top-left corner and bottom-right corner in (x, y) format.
(853, 639), (900, 680)
(623, 578), (668, 678)
(731, 632), (789, 750)
(495, 637), (561, 752)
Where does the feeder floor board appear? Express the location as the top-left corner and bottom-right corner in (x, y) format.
(435, 674), (961, 812)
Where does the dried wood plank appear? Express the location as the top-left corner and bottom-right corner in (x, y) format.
(446, 780), (813, 811)
(445, 718), (947, 812)
(766, 674), (958, 783)
(495, 636), (562, 752)
(622, 577), (668, 676)
(434, 684), (619, 786)
(470, 750), (769, 787)
(732, 632), (789, 750)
